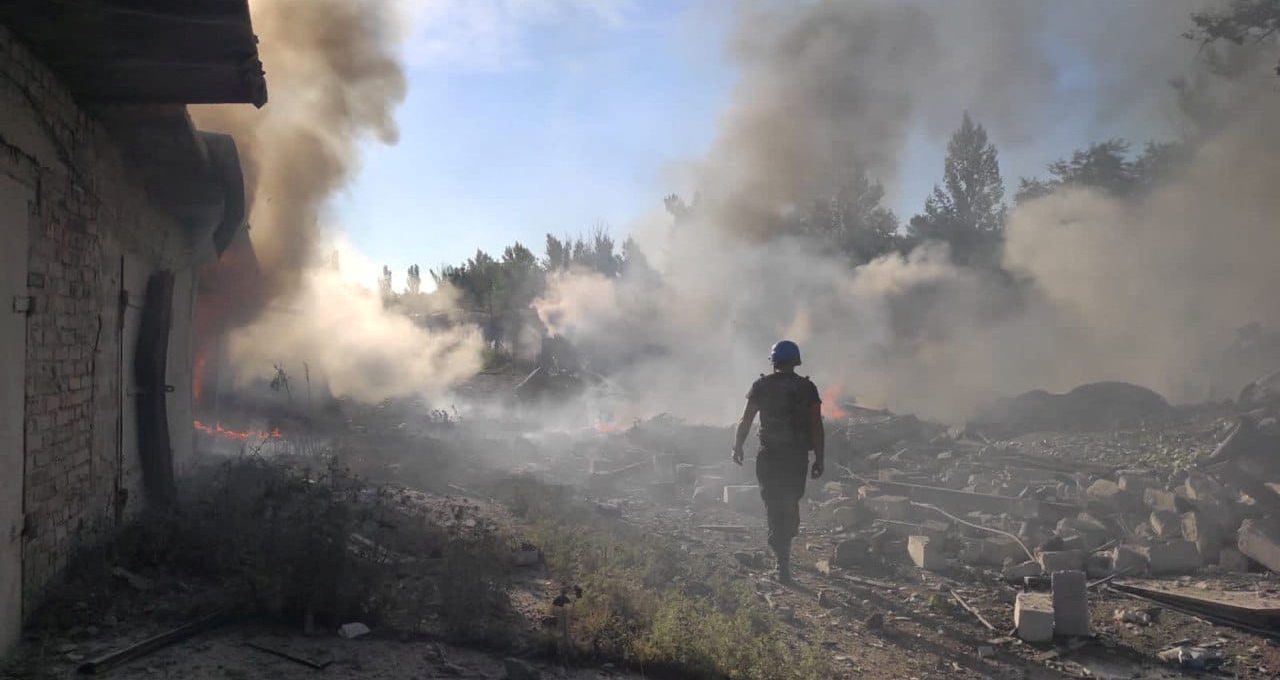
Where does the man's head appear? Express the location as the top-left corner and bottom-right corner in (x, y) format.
(769, 340), (802, 371)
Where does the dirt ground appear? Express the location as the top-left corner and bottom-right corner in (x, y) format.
(8, 388), (1280, 679)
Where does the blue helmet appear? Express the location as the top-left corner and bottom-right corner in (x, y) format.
(769, 340), (802, 366)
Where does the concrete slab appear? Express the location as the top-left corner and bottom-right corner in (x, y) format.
(1051, 570), (1090, 637)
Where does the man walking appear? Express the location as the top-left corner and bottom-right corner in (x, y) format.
(732, 340), (824, 583)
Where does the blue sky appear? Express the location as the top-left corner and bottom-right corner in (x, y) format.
(334, 1), (732, 279)
(332, 0), (1184, 285)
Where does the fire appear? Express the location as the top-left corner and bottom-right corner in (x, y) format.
(194, 420), (281, 440)
(594, 422), (626, 434)
(822, 385), (848, 419)
(192, 349), (208, 406)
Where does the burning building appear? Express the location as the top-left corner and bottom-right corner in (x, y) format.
(0, 1), (266, 653)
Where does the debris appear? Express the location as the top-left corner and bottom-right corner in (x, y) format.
(908, 535), (945, 571)
(1149, 510), (1181, 539)
(1050, 570), (1090, 637)
(1139, 541), (1202, 575)
(1014, 592), (1054, 642)
(855, 477), (1075, 520)
(1238, 519), (1280, 573)
(832, 505), (862, 528)
(512, 544), (542, 567)
(1113, 608), (1154, 626)
(1184, 473), (1226, 502)
(695, 524), (751, 534)
(76, 610), (232, 675)
(1036, 549), (1083, 573)
(244, 640), (333, 670)
(503, 657), (542, 680)
(1181, 511), (1224, 561)
(1143, 488), (1179, 513)
(814, 559), (832, 575)
(1002, 559), (1043, 581)
(1110, 580), (1280, 635)
(950, 588), (996, 631)
(1157, 645), (1222, 671)
(1218, 546), (1253, 572)
(1109, 545), (1148, 575)
(833, 537), (872, 568)
(723, 485), (761, 513)
(864, 495), (912, 521)
(961, 537), (1025, 567)
(338, 622), (371, 639)
(110, 566), (154, 592)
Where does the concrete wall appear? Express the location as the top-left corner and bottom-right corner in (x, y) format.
(0, 24), (202, 652)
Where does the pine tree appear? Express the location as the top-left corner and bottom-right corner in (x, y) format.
(908, 112), (1006, 264)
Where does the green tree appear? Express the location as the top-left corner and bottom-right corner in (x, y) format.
(405, 264), (421, 295)
(908, 112), (1006, 264)
(799, 172), (900, 264)
(1186, 0), (1280, 47)
(1015, 140), (1185, 203)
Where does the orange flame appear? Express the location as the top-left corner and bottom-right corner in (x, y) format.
(194, 420), (281, 440)
(594, 422), (626, 434)
(821, 385), (848, 419)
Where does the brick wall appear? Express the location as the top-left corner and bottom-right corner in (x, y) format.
(0, 24), (194, 613)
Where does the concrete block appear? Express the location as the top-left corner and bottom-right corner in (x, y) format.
(1014, 592), (1054, 642)
(1149, 510), (1181, 539)
(1086, 479), (1129, 509)
(1144, 488), (1178, 513)
(961, 537), (1025, 567)
(1184, 473), (1226, 502)
(1141, 540), (1202, 575)
(1051, 570), (1090, 637)
(723, 485), (761, 513)
(1110, 545), (1149, 575)
(864, 495), (911, 521)
(1036, 549), (1084, 573)
(1181, 511), (1224, 560)
(908, 535), (945, 571)
(1117, 472), (1157, 494)
(1218, 547), (1253, 572)
(1002, 559), (1043, 580)
(1238, 519), (1280, 573)
(1084, 552), (1111, 578)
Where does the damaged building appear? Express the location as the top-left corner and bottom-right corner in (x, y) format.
(0, 1), (266, 653)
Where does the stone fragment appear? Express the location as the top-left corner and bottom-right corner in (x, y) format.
(723, 485), (761, 513)
(1149, 510), (1181, 539)
(339, 622), (371, 639)
(1184, 473), (1225, 502)
(504, 657), (542, 680)
(832, 505), (863, 528)
(1218, 547), (1252, 572)
(1144, 488), (1178, 513)
(1238, 519), (1280, 573)
(1085, 479), (1129, 509)
(1140, 541), (1202, 575)
(1181, 511), (1224, 561)
(1036, 549), (1084, 573)
(1002, 559), (1043, 581)
(908, 535), (946, 570)
(1014, 592), (1054, 642)
(1117, 472), (1157, 494)
(961, 537), (1025, 567)
(1110, 545), (1149, 575)
(864, 495), (912, 521)
(1084, 552), (1111, 578)
(1051, 570), (1090, 637)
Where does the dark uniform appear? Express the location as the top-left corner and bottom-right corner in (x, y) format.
(746, 372), (821, 556)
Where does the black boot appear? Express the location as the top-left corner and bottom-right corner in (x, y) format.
(774, 541), (793, 584)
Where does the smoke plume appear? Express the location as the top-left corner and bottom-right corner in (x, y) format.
(192, 0), (485, 403)
(536, 0), (1280, 423)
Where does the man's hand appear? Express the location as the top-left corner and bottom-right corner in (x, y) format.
(810, 457), (824, 479)
(731, 446), (744, 466)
